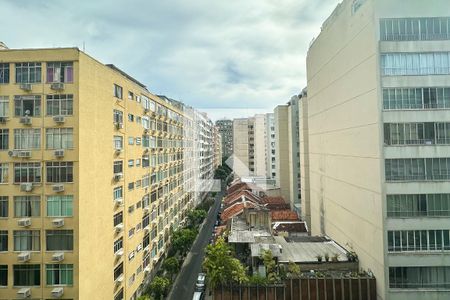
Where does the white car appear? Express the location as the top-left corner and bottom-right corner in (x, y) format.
(195, 273), (206, 291)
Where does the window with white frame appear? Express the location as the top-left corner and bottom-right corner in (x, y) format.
(385, 158), (450, 181)
(13, 230), (40, 251)
(142, 116), (150, 129)
(14, 95), (41, 116)
(46, 128), (73, 149)
(46, 94), (73, 116)
(114, 211), (123, 227)
(383, 87), (450, 110)
(47, 195), (73, 217)
(113, 186), (123, 202)
(113, 110), (123, 124)
(46, 162), (73, 183)
(14, 128), (41, 150)
(46, 62), (73, 83)
(46, 264), (73, 285)
(0, 129), (9, 150)
(381, 52), (450, 76)
(114, 237), (123, 254)
(14, 162), (41, 183)
(388, 229), (450, 252)
(389, 266), (450, 289)
(387, 193), (450, 217)
(0, 96), (8, 117)
(0, 163), (8, 183)
(113, 136), (123, 150)
(128, 159), (134, 167)
(0, 63), (9, 84)
(380, 17), (450, 42)
(15, 62), (41, 83)
(14, 196), (40, 217)
(113, 161), (123, 174)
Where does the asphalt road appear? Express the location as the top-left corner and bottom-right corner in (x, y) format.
(167, 187), (224, 300)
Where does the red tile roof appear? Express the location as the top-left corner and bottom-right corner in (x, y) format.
(271, 210), (299, 221)
(273, 222), (308, 233)
(221, 202), (256, 222)
(262, 196), (290, 210)
(223, 190), (262, 207)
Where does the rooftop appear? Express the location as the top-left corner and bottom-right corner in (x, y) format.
(271, 210), (299, 221)
(273, 221), (308, 234)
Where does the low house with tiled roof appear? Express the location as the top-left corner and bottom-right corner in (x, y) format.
(270, 209), (300, 222)
(223, 190), (263, 208)
(262, 196), (290, 210)
(272, 221), (308, 237)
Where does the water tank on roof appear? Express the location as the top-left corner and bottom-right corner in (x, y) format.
(0, 42), (8, 50)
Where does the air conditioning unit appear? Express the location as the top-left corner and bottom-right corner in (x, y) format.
(50, 82), (65, 91)
(144, 226), (150, 232)
(17, 287), (31, 298)
(20, 116), (32, 125)
(8, 150), (19, 157)
(115, 274), (124, 284)
(144, 108), (150, 113)
(54, 149), (65, 158)
(0, 116), (8, 123)
(18, 150), (31, 159)
(51, 287), (64, 298)
(144, 266), (151, 273)
(115, 249), (124, 257)
(115, 122), (123, 129)
(52, 218), (64, 228)
(18, 252), (31, 262)
(53, 115), (65, 123)
(20, 83), (32, 91)
(20, 183), (33, 192)
(52, 252), (65, 262)
(144, 129), (149, 134)
(18, 218), (31, 227)
(115, 223), (124, 233)
(143, 206), (150, 213)
(143, 245), (150, 253)
(114, 198), (123, 206)
(113, 173), (123, 181)
(52, 184), (65, 193)
(114, 148), (122, 154)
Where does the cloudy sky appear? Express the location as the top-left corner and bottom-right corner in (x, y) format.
(1, 0), (339, 120)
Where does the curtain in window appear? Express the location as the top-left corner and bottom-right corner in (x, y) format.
(14, 197), (40, 217)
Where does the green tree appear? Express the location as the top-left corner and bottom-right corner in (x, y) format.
(203, 237), (248, 289)
(137, 296), (151, 300)
(261, 249), (280, 283)
(214, 168), (228, 180)
(172, 228), (197, 256)
(163, 257), (180, 280)
(187, 209), (207, 228)
(287, 261), (301, 278)
(149, 276), (170, 300)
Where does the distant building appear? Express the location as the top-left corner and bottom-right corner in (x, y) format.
(215, 119), (233, 159)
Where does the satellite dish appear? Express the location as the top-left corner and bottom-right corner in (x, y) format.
(8, 150), (14, 157)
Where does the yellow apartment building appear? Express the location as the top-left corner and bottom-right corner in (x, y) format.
(0, 47), (198, 300)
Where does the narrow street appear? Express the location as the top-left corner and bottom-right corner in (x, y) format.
(167, 186), (224, 300)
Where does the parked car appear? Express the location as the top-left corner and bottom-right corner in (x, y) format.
(192, 291), (205, 300)
(195, 273), (206, 291)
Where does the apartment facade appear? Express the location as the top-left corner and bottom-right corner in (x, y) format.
(232, 118), (253, 176)
(253, 114), (267, 178)
(273, 106), (290, 204)
(304, 1), (450, 299)
(0, 47), (213, 300)
(265, 113), (276, 180)
(215, 119), (233, 159)
(287, 96), (301, 214)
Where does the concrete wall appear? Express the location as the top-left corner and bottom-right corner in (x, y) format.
(274, 105), (290, 204)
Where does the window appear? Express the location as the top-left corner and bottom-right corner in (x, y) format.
(383, 87), (450, 110)
(0, 265), (6, 286)
(0, 163), (8, 183)
(128, 182), (134, 190)
(385, 158), (450, 181)
(113, 110), (123, 124)
(46, 62), (73, 83)
(14, 128), (41, 150)
(46, 230), (73, 251)
(46, 94), (73, 116)
(113, 212), (123, 227)
(13, 264), (40, 286)
(47, 195), (73, 217)
(0, 96), (8, 117)
(114, 237), (123, 254)
(388, 230), (450, 252)
(0, 63), (9, 84)
(128, 91), (134, 100)
(113, 186), (123, 202)
(113, 136), (123, 150)
(46, 264), (73, 285)
(128, 228), (135, 238)
(113, 161), (123, 174)
(114, 84), (123, 99)
(389, 266), (450, 289)
(46, 128), (73, 149)
(0, 197), (7, 217)
(0, 129), (9, 150)
(114, 262), (123, 281)
(381, 52), (450, 76)
(128, 137), (134, 145)
(128, 159), (134, 167)
(114, 288), (124, 300)
(135, 137), (141, 145)
(14, 230), (40, 251)
(380, 17), (450, 41)
(14, 162), (41, 183)
(14, 95), (41, 116)
(383, 123), (441, 145)
(46, 162), (73, 183)
(15, 62), (41, 83)
(14, 196), (40, 217)
(0, 231), (7, 251)
(387, 194), (450, 217)
(128, 113), (134, 122)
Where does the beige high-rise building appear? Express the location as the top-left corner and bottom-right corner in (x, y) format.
(232, 118), (252, 176)
(253, 114), (267, 178)
(274, 105), (290, 204)
(303, 0), (450, 299)
(0, 46), (214, 300)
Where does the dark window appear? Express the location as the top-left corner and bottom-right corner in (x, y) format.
(0, 196), (8, 218)
(0, 230), (7, 251)
(46, 230), (73, 251)
(13, 264), (40, 286)
(114, 262), (123, 281)
(114, 288), (124, 300)
(0, 63), (9, 84)
(46, 162), (73, 183)
(114, 84), (123, 99)
(0, 265), (7, 286)
(114, 161), (123, 174)
(0, 129), (9, 150)
(113, 211), (123, 227)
